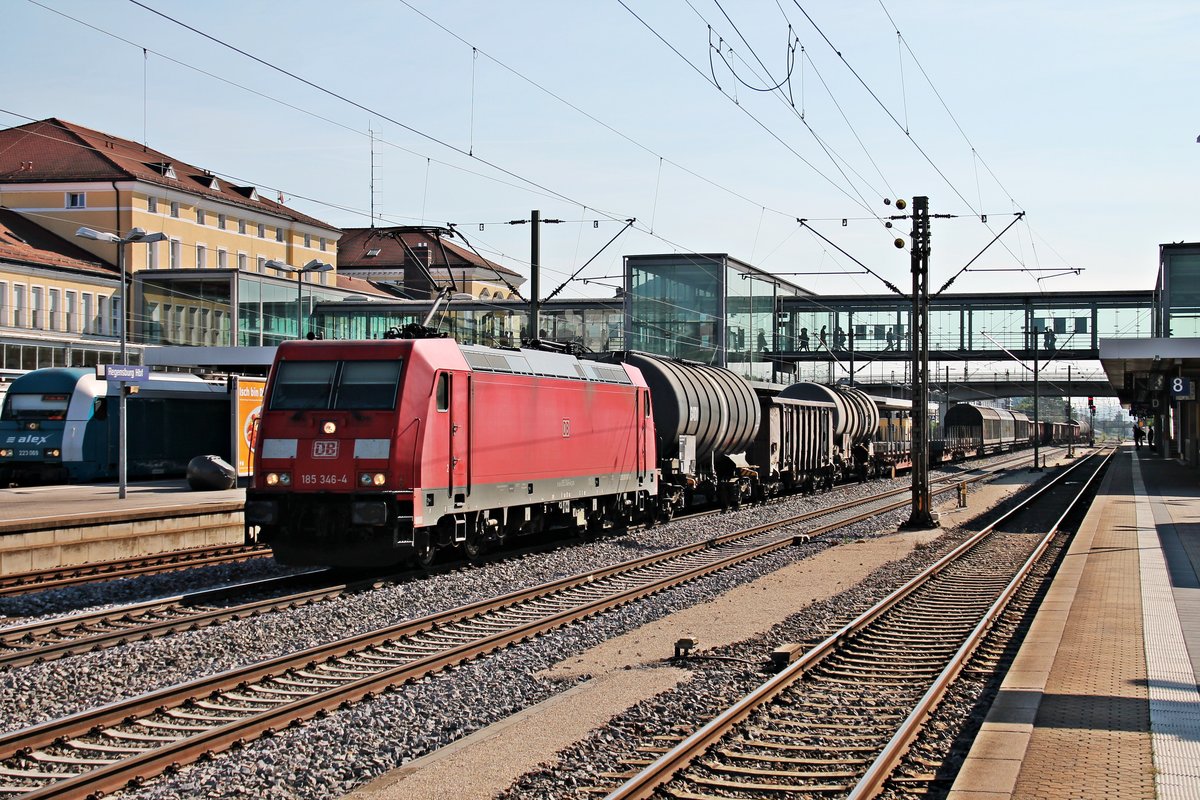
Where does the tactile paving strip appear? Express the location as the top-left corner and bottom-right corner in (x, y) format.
(1132, 456), (1200, 799)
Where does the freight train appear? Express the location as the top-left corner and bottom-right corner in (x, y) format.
(0, 367), (264, 485)
(245, 340), (1090, 568)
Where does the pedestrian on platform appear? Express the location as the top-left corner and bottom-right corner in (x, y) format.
(1133, 424), (1143, 449)
(799, 328), (810, 351)
(819, 325), (828, 349)
(1149, 425), (1156, 451)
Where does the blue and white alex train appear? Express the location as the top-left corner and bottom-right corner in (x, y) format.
(0, 367), (234, 485)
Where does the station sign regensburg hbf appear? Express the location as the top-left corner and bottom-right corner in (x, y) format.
(102, 364), (149, 383)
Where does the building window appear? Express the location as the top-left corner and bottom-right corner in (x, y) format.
(98, 296), (109, 335)
(170, 201), (179, 218)
(65, 291), (77, 333)
(82, 293), (93, 334)
(0, 281), (7, 327)
(196, 244), (207, 269)
(238, 219), (246, 234)
(31, 286), (43, 329)
(147, 240), (159, 270)
(147, 197), (158, 214)
(13, 284), (26, 327)
(111, 296), (122, 339)
(170, 239), (182, 269)
(196, 208), (205, 225)
(218, 249), (228, 269)
(276, 226), (285, 243)
(304, 233), (312, 248)
(320, 237), (327, 252)
(218, 213), (226, 230)
(238, 253), (247, 271)
(257, 256), (266, 274)
(49, 289), (60, 331)
(66, 192), (85, 209)
(257, 223), (265, 238)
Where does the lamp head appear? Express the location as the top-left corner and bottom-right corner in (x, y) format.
(301, 259), (334, 273)
(263, 259), (292, 273)
(75, 226), (120, 244)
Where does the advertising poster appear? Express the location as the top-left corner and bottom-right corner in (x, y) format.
(237, 379), (266, 476)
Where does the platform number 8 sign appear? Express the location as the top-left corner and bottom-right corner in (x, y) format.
(1170, 376), (1194, 399)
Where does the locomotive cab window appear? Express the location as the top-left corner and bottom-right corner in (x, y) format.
(2, 393), (70, 421)
(333, 361), (402, 410)
(270, 361), (337, 410)
(436, 373), (450, 412)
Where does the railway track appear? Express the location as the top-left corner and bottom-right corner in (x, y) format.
(602, 449), (1111, 800)
(0, 544), (270, 599)
(0, 449), (1057, 798)
(0, 451), (1036, 671)
(0, 571), (331, 670)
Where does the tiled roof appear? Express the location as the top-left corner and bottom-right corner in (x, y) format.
(334, 273), (403, 298)
(338, 226), (522, 280)
(0, 207), (116, 278)
(0, 118), (337, 232)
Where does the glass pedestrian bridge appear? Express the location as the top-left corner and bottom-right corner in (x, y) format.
(309, 253), (1155, 400)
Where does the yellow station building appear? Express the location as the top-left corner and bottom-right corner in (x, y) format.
(0, 118), (374, 368)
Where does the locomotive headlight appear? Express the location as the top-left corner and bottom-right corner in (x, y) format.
(372, 472), (386, 486)
(265, 472), (279, 486)
(25, 422), (40, 431)
(322, 421), (337, 435)
(359, 472), (387, 487)
(0, 449), (11, 458)
(359, 473), (372, 486)
(279, 473), (292, 486)
(44, 448), (61, 458)
(266, 472), (292, 487)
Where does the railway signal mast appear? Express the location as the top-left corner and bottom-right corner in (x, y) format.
(902, 197), (939, 530)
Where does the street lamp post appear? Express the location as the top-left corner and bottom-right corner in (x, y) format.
(264, 259), (334, 338)
(75, 227), (167, 499)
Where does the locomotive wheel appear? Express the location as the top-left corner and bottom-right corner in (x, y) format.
(463, 513), (488, 562)
(413, 531), (437, 569)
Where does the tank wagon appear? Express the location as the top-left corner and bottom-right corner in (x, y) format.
(595, 352), (759, 513)
(246, 339), (656, 567)
(0, 367), (253, 485)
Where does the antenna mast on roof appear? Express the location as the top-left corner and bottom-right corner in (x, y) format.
(369, 123), (378, 229)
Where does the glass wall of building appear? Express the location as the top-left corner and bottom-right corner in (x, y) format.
(140, 273), (234, 347)
(137, 269), (350, 347)
(626, 254), (807, 378)
(311, 299), (624, 353)
(626, 254), (724, 364)
(1158, 243), (1200, 337)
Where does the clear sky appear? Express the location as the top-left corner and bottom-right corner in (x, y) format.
(3, 0), (1197, 300)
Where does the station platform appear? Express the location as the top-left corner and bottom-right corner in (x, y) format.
(0, 481), (246, 575)
(949, 445), (1200, 799)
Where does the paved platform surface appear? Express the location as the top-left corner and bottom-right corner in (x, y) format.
(949, 445), (1200, 799)
(0, 480), (245, 529)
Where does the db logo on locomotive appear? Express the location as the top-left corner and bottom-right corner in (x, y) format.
(312, 440), (340, 459)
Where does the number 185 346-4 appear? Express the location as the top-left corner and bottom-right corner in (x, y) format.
(300, 473), (349, 486)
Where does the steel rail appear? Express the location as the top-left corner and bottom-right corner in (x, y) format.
(604, 449), (1110, 800)
(0, 545), (270, 599)
(0, 571), (330, 670)
(848, 448), (1112, 798)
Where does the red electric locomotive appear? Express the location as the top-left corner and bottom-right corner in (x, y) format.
(245, 339), (656, 567)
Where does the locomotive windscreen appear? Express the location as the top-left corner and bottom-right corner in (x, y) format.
(270, 360), (403, 411)
(1, 393), (70, 421)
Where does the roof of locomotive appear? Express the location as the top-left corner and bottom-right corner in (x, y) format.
(273, 339), (638, 386)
